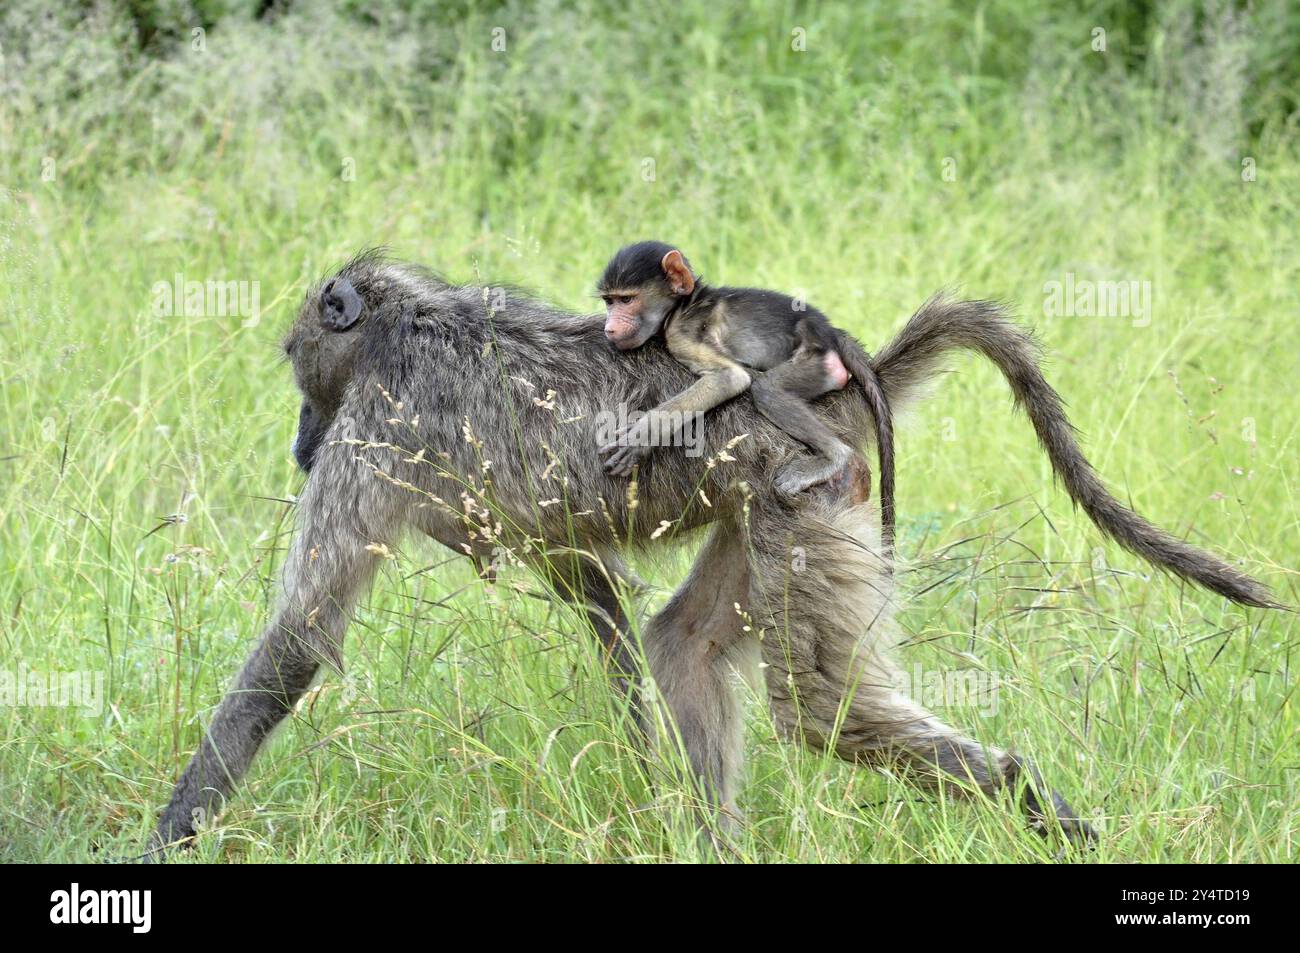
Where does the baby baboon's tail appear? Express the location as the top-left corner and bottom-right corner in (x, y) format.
(835, 330), (896, 552)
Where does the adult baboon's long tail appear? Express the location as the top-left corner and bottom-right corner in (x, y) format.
(871, 295), (1274, 607)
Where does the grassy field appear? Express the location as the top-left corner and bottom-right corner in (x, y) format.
(1, 0), (1296, 863)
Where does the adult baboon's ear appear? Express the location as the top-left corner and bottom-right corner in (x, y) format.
(320, 277), (363, 331)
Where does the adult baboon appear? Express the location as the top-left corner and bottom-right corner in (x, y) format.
(150, 253), (1271, 855)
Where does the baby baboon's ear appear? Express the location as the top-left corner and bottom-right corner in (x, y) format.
(660, 249), (695, 296)
(320, 277), (363, 331)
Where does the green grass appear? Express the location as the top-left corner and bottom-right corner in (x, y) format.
(0, 0), (1296, 862)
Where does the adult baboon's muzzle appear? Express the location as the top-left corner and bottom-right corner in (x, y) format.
(291, 401), (328, 472)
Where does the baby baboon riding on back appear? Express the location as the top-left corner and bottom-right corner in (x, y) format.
(596, 241), (896, 549)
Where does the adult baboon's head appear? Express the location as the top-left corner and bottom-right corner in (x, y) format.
(283, 265), (373, 471)
(283, 251), (458, 472)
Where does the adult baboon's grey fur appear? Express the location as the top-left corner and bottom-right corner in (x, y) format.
(150, 252), (1271, 855)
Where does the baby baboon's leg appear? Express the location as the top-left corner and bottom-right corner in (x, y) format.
(642, 516), (754, 825)
(746, 487), (1094, 844)
(151, 449), (407, 854)
(750, 362), (854, 497)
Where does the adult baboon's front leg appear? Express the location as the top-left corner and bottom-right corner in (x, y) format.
(150, 452), (405, 854)
(420, 502), (648, 725)
(530, 547), (646, 702)
(642, 515), (754, 826)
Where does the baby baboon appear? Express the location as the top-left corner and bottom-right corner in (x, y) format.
(150, 252), (1272, 856)
(597, 241), (896, 548)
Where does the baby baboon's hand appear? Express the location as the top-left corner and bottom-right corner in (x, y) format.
(602, 441), (648, 477)
(600, 420), (652, 477)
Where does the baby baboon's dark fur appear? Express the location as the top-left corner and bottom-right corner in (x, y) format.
(150, 253), (1271, 856)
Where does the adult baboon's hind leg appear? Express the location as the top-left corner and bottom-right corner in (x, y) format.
(746, 480), (1095, 847)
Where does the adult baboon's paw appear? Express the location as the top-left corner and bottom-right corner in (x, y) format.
(1007, 754), (1098, 851)
(1047, 802), (1099, 851)
(140, 828), (192, 863)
